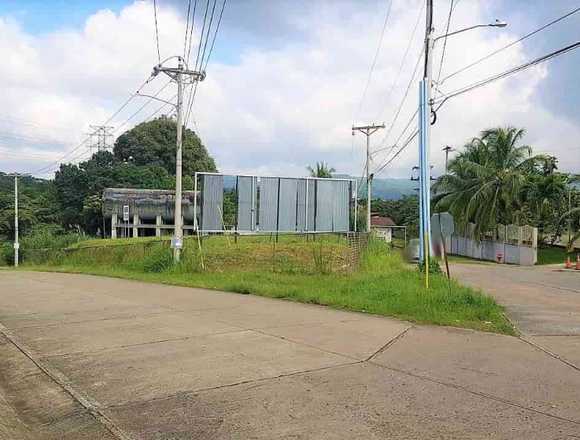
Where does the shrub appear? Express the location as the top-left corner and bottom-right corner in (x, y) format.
(141, 244), (173, 273)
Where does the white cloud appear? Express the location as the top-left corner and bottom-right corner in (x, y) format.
(0, 0), (578, 179)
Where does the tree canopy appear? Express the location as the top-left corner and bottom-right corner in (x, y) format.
(114, 116), (217, 176)
(307, 162), (335, 178)
(434, 126), (578, 246)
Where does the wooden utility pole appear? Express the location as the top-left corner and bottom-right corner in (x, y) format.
(352, 123), (385, 232)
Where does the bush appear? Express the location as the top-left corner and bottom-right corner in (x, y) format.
(1, 225), (86, 265)
(141, 244), (173, 272)
(417, 257), (442, 274)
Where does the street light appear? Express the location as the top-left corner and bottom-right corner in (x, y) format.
(434, 19), (508, 43)
(416, 0), (508, 280)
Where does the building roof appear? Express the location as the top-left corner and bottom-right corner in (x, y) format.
(371, 215), (396, 227)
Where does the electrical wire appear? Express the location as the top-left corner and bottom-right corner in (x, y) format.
(379, 46), (424, 148)
(374, 0), (424, 122)
(202, 0), (227, 71)
(153, 0), (161, 63)
(440, 6), (580, 85)
(374, 128), (419, 175)
(435, 40), (580, 106)
(186, 0), (199, 62)
(199, 0), (218, 70)
(434, 0), (454, 93)
(194, 0), (211, 72)
(183, 0), (193, 59)
(31, 77), (169, 175)
(373, 39), (580, 176)
(186, 0), (227, 127)
(353, 0), (393, 122)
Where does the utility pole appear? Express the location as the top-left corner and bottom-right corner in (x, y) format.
(417, 0), (434, 274)
(13, 175), (19, 267)
(152, 56), (205, 262)
(442, 145), (453, 174)
(8, 173), (28, 267)
(352, 123), (385, 232)
(568, 187), (573, 247)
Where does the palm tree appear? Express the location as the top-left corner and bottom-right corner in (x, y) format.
(307, 162), (335, 178)
(434, 127), (544, 236)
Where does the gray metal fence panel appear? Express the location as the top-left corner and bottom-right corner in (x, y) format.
(258, 177), (279, 232)
(307, 179), (316, 231)
(296, 179), (307, 232)
(315, 179), (334, 231)
(278, 178), (298, 231)
(237, 176), (256, 231)
(201, 174), (224, 231)
(332, 180), (350, 231)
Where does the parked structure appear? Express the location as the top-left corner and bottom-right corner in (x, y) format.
(102, 188), (196, 238)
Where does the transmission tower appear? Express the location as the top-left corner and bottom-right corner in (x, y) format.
(88, 125), (114, 152)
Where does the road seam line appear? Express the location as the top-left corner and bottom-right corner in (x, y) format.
(104, 360), (362, 410)
(365, 326), (413, 362)
(519, 336), (580, 372)
(370, 362), (580, 426)
(0, 322), (134, 440)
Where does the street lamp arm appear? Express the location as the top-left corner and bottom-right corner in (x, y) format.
(433, 20), (507, 43)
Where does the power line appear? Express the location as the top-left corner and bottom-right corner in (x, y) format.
(379, 46), (424, 147)
(354, 0), (393, 122)
(186, 0), (199, 62)
(434, 0), (454, 92)
(199, 0), (218, 70)
(435, 40), (580, 106)
(186, 0), (227, 126)
(202, 0), (227, 71)
(31, 77), (169, 175)
(374, 39), (580, 177)
(372, 108), (417, 158)
(374, 0), (424, 122)
(194, 0), (211, 72)
(153, 0), (161, 63)
(183, 0), (193, 59)
(374, 128), (419, 175)
(440, 6), (580, 85)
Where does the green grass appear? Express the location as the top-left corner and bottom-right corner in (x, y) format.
(22, 235), (515, 335)
(537, 245), (576, 265)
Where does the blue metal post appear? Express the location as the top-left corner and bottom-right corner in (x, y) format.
(418, 79), (431, 264)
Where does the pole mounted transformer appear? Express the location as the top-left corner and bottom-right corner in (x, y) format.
(151, 56), (205, 263)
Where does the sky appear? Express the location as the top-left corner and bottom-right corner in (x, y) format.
(0, 0), (579, 180)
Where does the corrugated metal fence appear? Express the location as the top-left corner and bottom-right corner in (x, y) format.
(196, 173), (357, 234)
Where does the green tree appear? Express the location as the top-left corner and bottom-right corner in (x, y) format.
(307, 162), (335, 178)
(113, 116), (217, 176)
(434, 127), (544, 236)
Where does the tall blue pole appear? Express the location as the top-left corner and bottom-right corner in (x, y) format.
(418, 79), (431, 264)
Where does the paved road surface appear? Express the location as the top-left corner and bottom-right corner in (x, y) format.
(1, 271), (579, 439)
(453, 263), (580, 369)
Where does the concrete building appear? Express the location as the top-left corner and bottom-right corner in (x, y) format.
(102, 188), (196, 238)
(370, 214), (396, 243)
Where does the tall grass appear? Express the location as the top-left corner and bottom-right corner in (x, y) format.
(1, 227), (85, 265)
(22, 234), (514, 335)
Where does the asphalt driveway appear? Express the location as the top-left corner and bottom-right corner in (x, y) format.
(1, 270), (579, 439)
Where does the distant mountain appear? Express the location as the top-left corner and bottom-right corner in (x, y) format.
(335, 175), (417, 200)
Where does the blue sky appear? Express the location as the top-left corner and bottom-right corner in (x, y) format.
(1, 0), (579, 177)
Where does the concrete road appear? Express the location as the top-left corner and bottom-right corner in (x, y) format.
(453, 262), (580, 371)
(1, 271), (580, 439)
